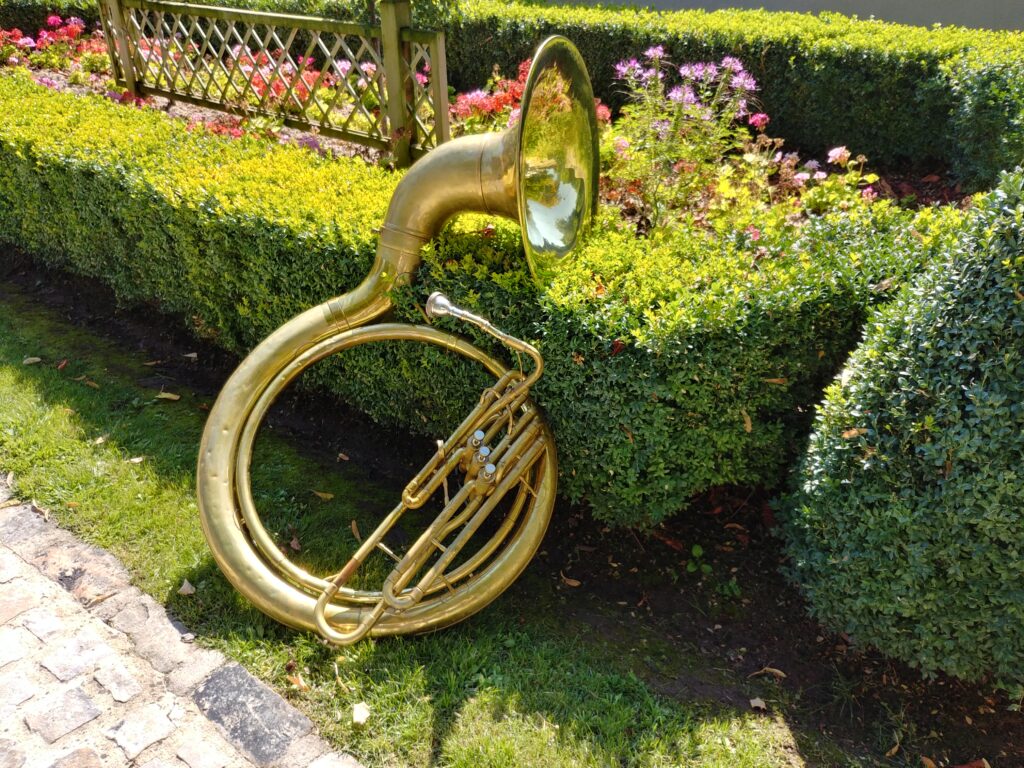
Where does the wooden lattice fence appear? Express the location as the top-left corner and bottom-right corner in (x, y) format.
(98, 0), (449, 164)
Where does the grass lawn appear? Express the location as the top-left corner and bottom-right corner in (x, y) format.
(0, 274), (868, 767)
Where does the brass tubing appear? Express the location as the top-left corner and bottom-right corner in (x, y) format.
(389, 437), (548, 609)
(380, 494), (485, 610)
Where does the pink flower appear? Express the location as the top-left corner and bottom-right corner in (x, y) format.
(814, 171), (827, 181)
(745, 225), (761, 241)
(46, 14), (62, 27)
(862, 186), (878, 202)
(16, 36), (35, 49)
(748, 112), (769, 130)
(644, 45), (665, 60)
(506, 107), (521, 127)
(827, 146), (851, 167)
(794, 171), (810, 187)
(415, 71), (428, 86)
(613, 136), (629, 155)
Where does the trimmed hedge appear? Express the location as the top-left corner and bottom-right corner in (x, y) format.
(780, 171), (1024, 690)
(4, 0), (1022, 186)
(0, 72), (966, 526)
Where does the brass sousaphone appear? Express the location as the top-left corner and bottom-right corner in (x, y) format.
(197, 36), (599, 644)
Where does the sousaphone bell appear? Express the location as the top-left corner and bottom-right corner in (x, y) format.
(197, 36), (600, 643)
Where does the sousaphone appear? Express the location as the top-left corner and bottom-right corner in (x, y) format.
(197, 36), (599, 644)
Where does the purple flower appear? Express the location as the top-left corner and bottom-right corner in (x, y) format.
(827, 146), (851, 166)
(652, 118), (670, 138)
(731, 71), (757, 92)
(679, 62), (718, 81)
(644, 45), (665, 61)
(721, 56), (745, 72)
(793, 171), (810, 187)
(613, 136), (629, 155)
(803, 159), (821, 171)
(507, 107), (521, 128)
(67, 16), (84, 27)
(668, 85), (697, 105)
(615, 58), (642, 80)
(748, 112), (769, 130)
(296, 134), (325, 156)
(16, 36), (35, 49)
(33, 75), (58, 89)
(813, 171), (827, 181)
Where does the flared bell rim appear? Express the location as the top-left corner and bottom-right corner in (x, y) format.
(515, 35), (600, 286)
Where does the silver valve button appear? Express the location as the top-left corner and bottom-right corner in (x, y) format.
(470, 430), (485, 448)
(481, 463), (497, 482)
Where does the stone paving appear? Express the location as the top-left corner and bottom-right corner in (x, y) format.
(0, 477), (363, 768)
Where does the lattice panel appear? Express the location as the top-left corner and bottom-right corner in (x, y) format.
(404, 38), (445, 151)
(99, 0), (450, 158)
(124, 7), (388, 145)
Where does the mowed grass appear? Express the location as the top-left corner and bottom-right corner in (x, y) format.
(0, 279), (863, 767)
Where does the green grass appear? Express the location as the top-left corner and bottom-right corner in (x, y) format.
(0, 278), (863, 767)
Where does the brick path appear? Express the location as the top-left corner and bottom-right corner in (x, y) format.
(0, 477), (364, 768)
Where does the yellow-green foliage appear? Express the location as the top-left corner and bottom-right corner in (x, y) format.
(0, 72), (968, 526)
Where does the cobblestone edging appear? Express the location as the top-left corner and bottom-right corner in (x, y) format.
(0, 477), (364, 768)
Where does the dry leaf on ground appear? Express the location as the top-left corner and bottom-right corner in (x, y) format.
(747, 666), (787, 680)
(155, 392), (181, 401)
(287, 674), (310, 692)
(22, 356), (41, 365)
(560, 571), (582, 587)
(312, 490), (334, 501)
(177, 579), (196, 596)
(749, 697), (767, 712)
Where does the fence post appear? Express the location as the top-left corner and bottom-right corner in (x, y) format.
(430, 31), (450, 145)
(100, 0), (139, 95)
(379, 0), (412, 167)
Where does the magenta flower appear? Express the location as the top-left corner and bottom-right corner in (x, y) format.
(748, 112), (769, 130)
(46, 14), (62, 27)
(415, 71), (428, 86)
(827, 146), (851, 166)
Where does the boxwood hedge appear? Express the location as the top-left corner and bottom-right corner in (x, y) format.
(0, 71), (966, 526)
(780, 171), (1024, 690)
(2, 0), (1023, 186)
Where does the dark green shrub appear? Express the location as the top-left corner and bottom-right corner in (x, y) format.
(0, 72), (967, 526)
(780, 171), (1024, 690)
